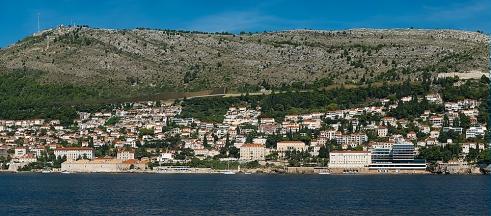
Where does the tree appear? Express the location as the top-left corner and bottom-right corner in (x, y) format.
(318, 145), (329, 158)
(459, 113), (471, 129)
(228, 147), (240, 158)
(203, 136), (210, 148)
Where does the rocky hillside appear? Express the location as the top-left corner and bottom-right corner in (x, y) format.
(0, 27), (488, 92)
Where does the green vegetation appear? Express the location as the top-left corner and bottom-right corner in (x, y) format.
(180, 78), (488, 126)
(417, 144), (462, 162)
(418, 145), (489, 164)
(0, 69), (119, 125)
(104, 116), (120, 126)
(181, 81), (430, 122)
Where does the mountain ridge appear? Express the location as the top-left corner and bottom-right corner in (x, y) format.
(0, 26), (488, 92)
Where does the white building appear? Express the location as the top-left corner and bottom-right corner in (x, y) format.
(117, 149), (135, 160)
(54, 147), (95, 160)
(328, 151), (371, 168)
(240, 143), (266, 161)
(14, 147), (27, 158)
(276, 141), (307, 158)
(461, 143), (485, 154)
(377, 126), (388, 138)
(466, 126), (486, 139)
(158, 152), (174, 162)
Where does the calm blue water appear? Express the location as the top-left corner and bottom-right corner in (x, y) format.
(0, 173), (489, 215)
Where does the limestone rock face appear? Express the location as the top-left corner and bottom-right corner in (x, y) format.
(0, 27), (488, 91)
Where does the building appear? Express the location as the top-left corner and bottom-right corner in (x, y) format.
(391, 143), (416, 162)
(406, 131), (417, 140)
(240, 143), (266, 161)
(429, 116), (444, 126)
(54, 147), (95, 160)
(61, 158), (146, 172)
(377, 126), (388, 137)
(14, 147), (27, 158)
(328, 151), (371, 168)
(335, 133), (368, 146)
(369, 142), (426, 171)
(462, 143), (485, 154)
(0, 146), (9, 158)
(466, 126), (486, 139)
(158, 152), (174, 162)
(117, 148), (135, 160)
(13, 153), (37, 163)
(442, 127), (463, 134)
(276, 141), (306, 158)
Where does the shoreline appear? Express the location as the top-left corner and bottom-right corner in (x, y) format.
(1, 170), (487, 176)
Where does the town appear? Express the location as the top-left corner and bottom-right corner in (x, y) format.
(0, 83), (489, 174)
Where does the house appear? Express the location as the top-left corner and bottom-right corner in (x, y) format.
(425, 94), (443, 104)
(194, 149), (219, 158)
(401, 96), (412, 103)
(377, 126), (388, 138)
(406, 131), (417, 140)
(429, 130), (440, 139)
(425, 138), (438, 146)
(14, 147), (28, 158)
(302, 120), (321, 130)
(240, 143), (266, 161)
(461, 143), (485, 154)
(13, 153), (37, 163)
(442, 127), (463, 134)
(158, 152), (174, 162)
(0, 146), (9, 158)
(260, 118), (275, 124)
(429, 116), (444, 127)
(466, 126), (486, 139)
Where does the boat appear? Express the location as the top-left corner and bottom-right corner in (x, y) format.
(222, 161), (236, 174)
(222, 170), (236, 175)
(318, 172), (331, 175)
(41, 170), (51, 174)
(244, 172), (252, 175)
(61, 171), (71, 174)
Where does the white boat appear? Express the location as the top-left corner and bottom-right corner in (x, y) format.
(244, 172), (252, 175)
(41, 170), (51, 174)
(222, 161), (236, 174)
(318, 172), (331, 175)
(61, 171), (71, 174)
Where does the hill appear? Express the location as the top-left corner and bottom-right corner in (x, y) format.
(0, 27), (488, 89)
(0, 27), (488, 122)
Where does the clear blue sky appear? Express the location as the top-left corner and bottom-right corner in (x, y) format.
(1, 0), (490, 48)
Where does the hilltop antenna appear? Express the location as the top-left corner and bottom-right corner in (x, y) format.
(37, 13), (40, 32)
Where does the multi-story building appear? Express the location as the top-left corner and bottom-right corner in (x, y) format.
(54, 147), (95, 160)
(429, 116), (444, 127)
(240, 143), (266, 161)
(117, 149), (135, 160)
(391, 143), (416, 162)
(369, 142), (426, 171)
(328, 151), (372, 168)
(466, 126), (486, 139)
(377, 126), (388, 137)
(335, 133), (368, 145)
(276, 141), (307, 158)
(14, 147), (27, 158)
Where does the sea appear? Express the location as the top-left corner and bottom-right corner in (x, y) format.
(0, 173), (489, 215)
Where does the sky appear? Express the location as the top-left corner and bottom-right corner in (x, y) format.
(0, 0), (490, 48)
